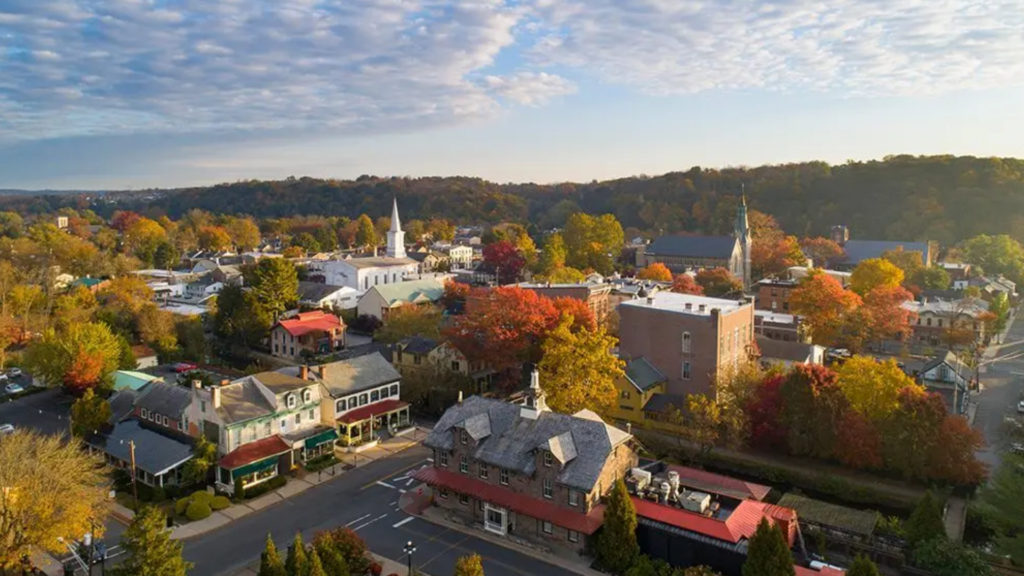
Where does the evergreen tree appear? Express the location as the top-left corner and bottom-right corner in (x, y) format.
(742, 519), (795, 576)
(308, 549), (327, 576)
(454, 553), (485, 576)
(316, 544), (350, 576)
(597, 478), (639, 574)
(846, 555), (881, 576)
(906, 491), (947, 548)
(259, 534), (287, 576)
(111, 506), (191, 576)
(285, 533), (309, 576)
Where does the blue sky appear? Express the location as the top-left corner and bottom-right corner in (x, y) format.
(1, 0), (1023, 189)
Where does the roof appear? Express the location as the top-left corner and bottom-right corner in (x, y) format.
(647, 235), (738, 259)
(841, 240), (929, 266)
(424, 395), (631, 492)
(216, 379), (275, 425)
(620, 291), (748, 316)
(641, 393), (686, 414)
(623, 357), (666, 392)
(219, 434), (291, 470)
(902, 298), (988, 317)
(776, 493), (877, 536)
(108, 389), (139, 423)
(297, 281), (351, 302)
(332, 256), (418, 270)
(661, 464), (772, 501)
(796, 567), (845, 576)
(131, 344), (157, 359)
(754, 310), (797, 324)
(112, 370), (159, 391)
(633, 497), (796, 545)
(756, 336), (821, 364)
(337, 398), (408, 424)
(134, 380), (193, 418)
(366, 278), (445, 307)
(280, 352), (401, 398)
(399, 336), (440, 355)
(87, 420), (193, 476)
(248, 371), (314, 396)
(274, 310), (344, 337)
(72, 277), (105, 288)
(919, 350), (971, 382)
(412, 466), (606, 534)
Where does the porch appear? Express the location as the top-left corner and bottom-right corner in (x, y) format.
(217, 435), (292, 493)
(336, 398), (411, 447)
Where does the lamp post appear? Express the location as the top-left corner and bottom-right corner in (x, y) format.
(403, 540), (416, 576)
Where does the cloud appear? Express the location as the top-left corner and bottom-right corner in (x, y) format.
(484, 71), (576, 105)
(526, 0), (1024, 97)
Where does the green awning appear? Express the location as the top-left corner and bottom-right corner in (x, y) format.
(230, 457), (279, 479)
(304, 429), (338, 449)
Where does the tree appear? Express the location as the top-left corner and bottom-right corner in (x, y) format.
(671, 274), (704, 295)
(373, 305), (442, 344)
(125, 217), (168, 264)
(779, 364), (847, 459)
(746, 374), (787, 451)
(544, 266), (586, 283)
(0, 211), (24, 238)
(751, 235), (805, 279)
(989, 292), (1010, 333)
(789, 271), (862, 346)
(979, 455), (1024, 564)
(850, 258), (904, 296)
(539, 232), (567, 275)
(482, 240), (526, 284)
(182, 435), (218, 487)
(311, 528), (370, 576)
(882, 248), (925, 287)
(198, 225), (232, 251)
(441, 280), (470, 314)
(259, 534), (287, 576)
(355, 214), (377, 249)
(212, 285), (274, 348)
(637, 263), (672, 282)
(551, 296), (597, 332)
(905, 491), (947, 548)
(961, 234), (1024, 284)
(846, 555), (881, 576)
(24, 322), (123, 394)
(799, 237), (844, 266)
(285, 532), (309, 576)
(538, 314), (623, 414)
(247, 258), (299, 317)
(912, 537), (992, 576)
(0, 430), (109, 569)
(153, 241), (182, 270)
(453, 553), (485, 576)
(742, 518), (794, 576)
(666, 394), (727, 458)
(861, 285), (915, 342)
(71, 388), (112, 437)
(112, 506), (191, 576)
(308, 549), (327, 576)
(563, 213), (624, 275)
(914, 266), (951, 290)
(836, 356), (921, 420)
(227, 217), (262, 251)
(597, 479), (639, 574)
(316, 545), (350, 576)
(695, 267), (742, 297)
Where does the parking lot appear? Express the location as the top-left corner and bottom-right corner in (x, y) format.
(0, 381), (74, 437)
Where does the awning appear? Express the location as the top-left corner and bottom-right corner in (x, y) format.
(304, 428), (338, 449)
(338, 399), (408, 424)
(219, 434), (291, 470)
(231, 457), (278, 480)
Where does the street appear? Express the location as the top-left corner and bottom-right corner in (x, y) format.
(0, 387), (74, 436)
(973, 310), (1024, 471)
(183, 446), (577, 576)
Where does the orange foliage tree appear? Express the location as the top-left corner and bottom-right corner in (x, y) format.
(789, 271), (862, 346)
(637, 263), (672, 282)
(671, 274), (704, 295)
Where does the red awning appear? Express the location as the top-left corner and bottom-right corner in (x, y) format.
(411, 466), (606, 535)
(338, 398), (408, 424)
(219, 435), (292, 470)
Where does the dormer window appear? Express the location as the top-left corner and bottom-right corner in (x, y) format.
(302, 389), (312, 404)
(460, 430), (468, 445)
(543, 451), (552, 468)
(287, 394), (297, 409)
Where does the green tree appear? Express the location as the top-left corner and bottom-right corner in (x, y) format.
(213, 285), (274, 347)
(989, 292), (1010, 333)
(539, 232), (567, 275)
(24, 322), (124, 394)
(0, 211), (23, 238)
(355, 214), (377, 249)
(153, 241), (182, 270)
(742, 519), (795, 576)
(259, 533), (287, 576)
(846, 555), (881, 576)
(285, 533), (308, 576)
(373, 305), (442, 344)
(247, 258), (299, 317)
(961, 234), (1024, 284)
(914, 266), (951, 290)
(181, 435), (218, 487)
(978, 455), (1024, 563)
(70, 388), (112, 437)
(912, 537), (992, 576)
(597, 479), (639, 574)
(454, 553), (485, 576)
(308, 549), (327, 576)
(563, 213), (624, 275)
(538, 314), (623, 415)
(906, 492), (947, 548)
(111, 506), (191, 576)
(850, 258), (904, 296)
(316, 544), (350, 576)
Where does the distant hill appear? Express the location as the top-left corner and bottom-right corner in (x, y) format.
(5, 155), (1024, 244)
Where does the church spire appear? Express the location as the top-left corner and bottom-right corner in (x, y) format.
(385, 197), (406, 259)
(390, 197), (402, 233)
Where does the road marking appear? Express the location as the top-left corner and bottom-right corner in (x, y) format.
(398, 489), (407, 494)
(426, 457), (434, 462)
(344, 513), (372, 527)
(389, 500), (398, 506)
(376, 481), (396, 490)
(392, 516), (414, 528)
(404, 477), (416, 486)
(352, 513), (389, 531)
(361, 459), (431, 491)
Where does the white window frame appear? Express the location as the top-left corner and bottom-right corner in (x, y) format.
(303, 389), (312, 403)
(459, 456), (468, 474)
(681, 331), (691, 354)
(438, 451), (449, 467)
(569, 490), (579, 507)
(479, 463), (488, 480)
(287, 394), (297, 409)
(499, 469), (509, 486)
(543, 479), (553, 499)
(542, 520), (553, 535)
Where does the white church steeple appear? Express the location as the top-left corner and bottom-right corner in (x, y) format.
(386, 197), (406, 259)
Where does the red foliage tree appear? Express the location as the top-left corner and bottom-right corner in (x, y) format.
(751, 235), (806, 279)
(551, 297), (597, 332)
(482, 241), (525, 284)
(746, 374), (787, 451)
(695, 267), (743, 297)
(862, 285), (916, 341)
(670, 274), (704, 295)
(836, 410), (883, 470)
(930, 413), (987, 485)
(779, 364), (846, 459)
(799, 237), (844, 266)
(880, 388), (948, 481)
(63, 347), (106, 395)
(441, 279), (470, 314)
(110, 210), (142, 233)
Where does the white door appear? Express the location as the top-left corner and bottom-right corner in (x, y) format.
(484, 504), (507, 536)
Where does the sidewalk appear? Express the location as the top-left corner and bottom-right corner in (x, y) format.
(399, 485), (604, 576)
(227, 552), (427, 576)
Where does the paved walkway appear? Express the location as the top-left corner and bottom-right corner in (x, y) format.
(944, 497), (967, 542)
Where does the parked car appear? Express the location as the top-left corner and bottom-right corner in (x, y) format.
(1010, 442), (1024, 456)
(173, 362), (198, 373)
(0, 424), (13, 435)
(4, 383), (24, 395)
(6, 367), (21, 378)
(1018, 399), (1024, 414)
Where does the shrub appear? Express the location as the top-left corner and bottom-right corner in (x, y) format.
(164, 485), (181, 499)
(305, 454), (338, 472)
(185, 500), (212, 521)
(150, 486), (166, 502)
(369, 561), (382, 576)
(190, 490), (214, 505)
(242, 475), (287, 499)
(174, 498), (191, 516)
(210, 495), (231, 511)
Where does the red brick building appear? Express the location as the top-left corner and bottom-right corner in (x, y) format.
(271, 310), (345, 359)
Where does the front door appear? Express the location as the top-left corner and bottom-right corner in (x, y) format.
(484, 504), (507, 536)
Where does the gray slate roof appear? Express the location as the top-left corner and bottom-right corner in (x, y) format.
(297, 281), (348, 302)
(624, 357), (666, 392)
(88, 420), (193, 476)
(399, 336), (440, 355)
(641, 393), (686, 414)
(841, 240), (929, 266)
(646, 235), (737, 259)
(278, 352), (400, 398)
(108, 389), (139, 424)
(424, 396), (631, 492)
(919, 350), (971, 382)
(134, 381), (193, 419)
(216, 379), (275, 425)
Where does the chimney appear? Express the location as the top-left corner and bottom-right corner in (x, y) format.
(212, 386), (222, 409)
(192, 379), (202, 390)
(457, 390), (464, 404)
(317, 364), (326, 379)
(300, 365), (309, 380)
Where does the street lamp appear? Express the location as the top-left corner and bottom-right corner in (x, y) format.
(403, 540), (416, 576)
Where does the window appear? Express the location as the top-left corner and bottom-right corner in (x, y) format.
(200, 400), (206, 412)
(390, 384), (398, 397)
(479, 463), (488, 480)
(460, 430), (468, 445)
(937, 319), (944, 327)
(308, 409), (314, 420)
(381, 386), (390, 398)
(451, 361), (460, 371)
(264, 421), (272, 436)
(926, 318), (932, 326)
(303, 389), (312, 403)
(287, 394), (297, 409)
(438, 451), (449, 467)
(569, 490), (579, 507)
(543, 451), (552, 467)
(620, 390), (630, 400)
(439, 488), (448, 500)
(459, 493), (469, 505)
(543, 479), (553, 499)
(459, 456), (468, 474)
(500, 469), (509, 485)
(682, 361), (691, 380)
(414, 355), (421, 365)
(681, 331), (691, 354)
(542, 521), (553, 534)
(359, 393), (368, 406)
(337, 399), (346, 413)
(295, 413), (301, 425)
(371, 390), (380, 402)
(162, 415), (169, 426)
(141, 408), (149, 419)
(280, 419), (287, 430)
(568, 530), (579, 543)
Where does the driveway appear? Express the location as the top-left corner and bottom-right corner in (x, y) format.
(973, 310), (1024, 471)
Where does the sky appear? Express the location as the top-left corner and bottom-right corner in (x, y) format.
(1, 0), (1024, 190)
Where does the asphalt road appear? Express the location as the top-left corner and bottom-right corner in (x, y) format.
(973, 309), (1024, 471)
(0, 386), (73, 436)
(183, 446), (577, 576)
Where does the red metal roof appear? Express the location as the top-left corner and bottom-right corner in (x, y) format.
(632, 497), (797, 545)
(337, 398), (409, 424)
(796, 567), (845, 576)
(411, 466), (606, 534)
(665, 464), (772, 501)
(275, 310), (344, 337)
(219, 434), (291, 470)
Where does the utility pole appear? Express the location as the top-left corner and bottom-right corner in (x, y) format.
(129, 440), (138, 511)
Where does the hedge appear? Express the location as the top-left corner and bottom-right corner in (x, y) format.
(186, 500), (212, 521)
(210, 496), (231, 511)
(242, 475), (287, 499)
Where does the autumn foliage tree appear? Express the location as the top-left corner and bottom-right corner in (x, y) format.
(696, 267), (743, 297)
(850, 258), (904, 296)
(751, 235), (805, 279)
(24, 322), (123, 394)
(779, 364), (847, 459)
(800, 237), (844, 267)
(637, 263), (672, 282)
(538, 314), (623, 415)
(482, 240), (526, 284)
(789, 271), (862, 346)
(671, 274), (704, 295)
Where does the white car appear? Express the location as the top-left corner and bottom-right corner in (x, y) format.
(6, 367), (21, 378)
(1018, 400), (1024, 415)
(3, 383), (24, 395)
(1011, 443), (1024, 456)
(0, 424), (13, 435)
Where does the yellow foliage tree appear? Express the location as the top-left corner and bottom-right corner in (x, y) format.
(453, 553), (485, 576)
(850, 258), (904, 296)
(836, 355), (922, 420)
(637, 263), (673, 282)
(538, 314), (623, 414)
